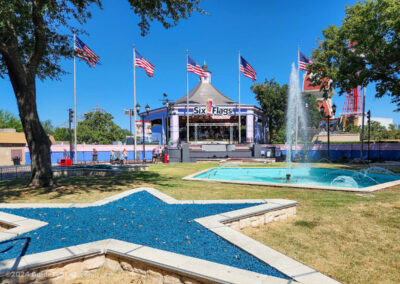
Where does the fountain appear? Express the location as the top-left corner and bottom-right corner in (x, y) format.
(285, 63), (309, 177)
(190, 65), (400, 191)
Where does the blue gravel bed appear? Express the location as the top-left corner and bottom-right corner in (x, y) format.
(0, 191), (290, 279)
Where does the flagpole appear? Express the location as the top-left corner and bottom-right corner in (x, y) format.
(133, 44), (137, 162)
(73, 32), (77, 164)
(238, 51), (241, 144)
(186, 49), (189, 143)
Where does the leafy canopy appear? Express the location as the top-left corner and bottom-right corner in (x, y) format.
(302, 92), (320, 129)
(251, 79), (288, 143)
(345, 121), (400, 141)
(0, 0), (203, 80)
(308, 0), (400, 110)
(54, 127), (70, 141)
(0, 109), (23, 131)
(77, 111), (127, 144)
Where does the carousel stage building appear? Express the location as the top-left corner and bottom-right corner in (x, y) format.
(144, 65), (266, 146)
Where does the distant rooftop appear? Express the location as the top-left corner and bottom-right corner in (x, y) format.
(0, 129), (26, 144)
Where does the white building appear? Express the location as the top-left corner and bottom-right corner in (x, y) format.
(357, 117), (394, 129)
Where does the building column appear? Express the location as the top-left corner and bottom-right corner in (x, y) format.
(246, 110), (254, 143)
(170, 113), (179, 145)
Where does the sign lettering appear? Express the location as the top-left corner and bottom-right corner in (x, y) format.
(193, 106), (233, 116)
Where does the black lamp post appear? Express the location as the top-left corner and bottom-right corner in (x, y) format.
(160, 93), (173, 146)
(320, 103), (336, 160)
(136, 103), (150, 164)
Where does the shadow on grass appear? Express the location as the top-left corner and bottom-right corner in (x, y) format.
(0, 171), (168, 203)
(294, 220), (319, 229)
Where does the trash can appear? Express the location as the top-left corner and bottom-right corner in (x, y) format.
(60, 159), (72, 166)
(12, 157), (20, 165)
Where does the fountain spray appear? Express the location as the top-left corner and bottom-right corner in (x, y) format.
(285, 63), (309, 177)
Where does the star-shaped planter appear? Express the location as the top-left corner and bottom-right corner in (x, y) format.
(0, 188), (338, 284)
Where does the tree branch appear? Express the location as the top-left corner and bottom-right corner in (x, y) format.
(0, 20), (28, 87)
(28, 0), (46, 74)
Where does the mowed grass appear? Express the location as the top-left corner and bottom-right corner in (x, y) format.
(0, 162), (399, 283)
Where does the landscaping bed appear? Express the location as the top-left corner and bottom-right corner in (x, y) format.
(0, 162), (399, 283)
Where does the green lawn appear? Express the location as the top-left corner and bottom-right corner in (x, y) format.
(0, 162), (399, 283)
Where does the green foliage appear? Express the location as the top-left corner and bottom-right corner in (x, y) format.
(302, 92), (320, 128)
(41, 120), (54, 135)
(0, 0), (203, 80)
(0, 110), (23, 131)
(275, 126), (286, 144)
(251, 79), (288, 143)
(308, 0), (400, 110)
(54, 127), (70, 141)
(344, 120), (400, 141)
(344, 123), (361, 133)
(369, 121), (390, 141)
(77, 111), (126, 144)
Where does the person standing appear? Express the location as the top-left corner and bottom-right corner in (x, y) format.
(122, 149), (128, 164)
(152, 147), (157, 163)
(110, 150), (115, 163)
(63, 149), (69, 159)
(92, 148), (98, 163)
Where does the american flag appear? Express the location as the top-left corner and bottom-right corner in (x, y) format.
(299, 52), (312, 71)
(135, 50), (155, 77)
(74, 37), (99, 68)
(240, 56), (256, 82)
(187, 56), (208, 77)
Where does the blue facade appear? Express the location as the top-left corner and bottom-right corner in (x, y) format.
(280, 149), (400, 161)
(24, 150), (153, 165)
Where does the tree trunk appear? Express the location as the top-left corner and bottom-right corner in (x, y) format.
(13, 78), (54, 188)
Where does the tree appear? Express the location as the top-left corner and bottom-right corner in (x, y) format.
(0, 0), (203, 187)
(308, 0), (400, 110)
(0, 110), (23, 132)
(251, 79), (288, 143)
(387, 124), (400, 139)
(302, 92), (320, 128)
(54, 127), (70, 141)
(77, 111), (126, 144)
(41, 120), (54, 135)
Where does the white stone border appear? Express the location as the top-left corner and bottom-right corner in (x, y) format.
(0, 188), (339, 284)
(183, 167), (400, 192)
(0, 212), (47, 242)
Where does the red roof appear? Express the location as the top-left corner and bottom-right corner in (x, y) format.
(303, 73), (330, 92)
(318, 101), (333, 117)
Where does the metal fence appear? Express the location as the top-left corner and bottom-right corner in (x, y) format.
(0, 165), (31, 181)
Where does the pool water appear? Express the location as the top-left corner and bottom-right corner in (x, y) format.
(195, 167), (400, 189)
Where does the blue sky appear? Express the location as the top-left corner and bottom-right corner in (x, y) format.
(1, 0), (398, 129)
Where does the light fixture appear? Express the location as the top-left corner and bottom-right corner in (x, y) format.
(320, 105), (325, 116)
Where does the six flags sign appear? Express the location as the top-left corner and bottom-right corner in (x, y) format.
(193, 99), (233, 116)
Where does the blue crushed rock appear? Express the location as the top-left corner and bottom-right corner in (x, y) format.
(0, 191), (290, 279)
